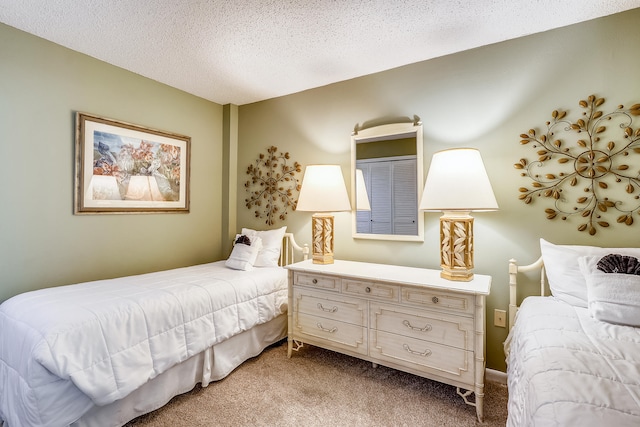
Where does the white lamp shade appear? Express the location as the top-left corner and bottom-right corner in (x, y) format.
(87, 175), (121, 200)
(355, 169), (371, 211)
(296, 165), (352, 212)
(419, 148), (498, 212)
(125, 176), (164, 201)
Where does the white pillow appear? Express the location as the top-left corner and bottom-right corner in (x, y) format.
(540, 239), (640, 307)
(225, 235), (262, 271)
(578, 255), (640, 327)
(241, 226), (287, 267)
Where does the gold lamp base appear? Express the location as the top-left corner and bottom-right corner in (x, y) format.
(439, 211), (474, 282)
(311, 213), (335, 264)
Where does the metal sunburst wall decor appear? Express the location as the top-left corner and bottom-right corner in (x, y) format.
(244, 146), (301, 226)
(515, 95), (640, 235)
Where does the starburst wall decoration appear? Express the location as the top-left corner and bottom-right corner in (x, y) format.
(244, 146), (301, 226)
(515, 95), (640, 235)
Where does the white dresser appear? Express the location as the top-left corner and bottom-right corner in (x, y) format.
(286, 259), (491, 422)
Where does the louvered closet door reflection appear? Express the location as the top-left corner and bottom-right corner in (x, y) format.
(356, 158), (418, 235)
(392, 159), (417, 235)
(370, 163), (392, 234)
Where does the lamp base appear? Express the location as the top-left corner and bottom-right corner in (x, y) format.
(439, 211), (474, 282)
(440, 268), (473, 282)
(311, 213), (335, 264)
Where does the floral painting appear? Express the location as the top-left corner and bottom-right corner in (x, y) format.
(92, 132), (182, 201)
(75, 113), (190, 214)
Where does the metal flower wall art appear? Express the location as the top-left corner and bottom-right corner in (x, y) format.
(245, 146), (301, 226)
(515, 95), (640, 235)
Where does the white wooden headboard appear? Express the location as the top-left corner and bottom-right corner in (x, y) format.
(508, 256), (546, 330)
(280, 232), (309, 266)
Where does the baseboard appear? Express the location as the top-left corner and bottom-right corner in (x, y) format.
(485, 368), (507, 385)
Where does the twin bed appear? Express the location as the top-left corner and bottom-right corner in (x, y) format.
(5, 233), (639, 426)
(506, 239), (640, 426)
(0, 230), (307, 427)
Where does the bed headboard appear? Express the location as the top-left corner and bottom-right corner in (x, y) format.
(508, 256), (546, 330)
(280, 233), (309, 266)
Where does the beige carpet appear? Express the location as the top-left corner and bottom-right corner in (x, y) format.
(126, 340), (508, 426)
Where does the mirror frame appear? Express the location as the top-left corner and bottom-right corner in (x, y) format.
(351, 121), (424, 242)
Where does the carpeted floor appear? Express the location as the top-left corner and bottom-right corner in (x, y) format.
(126, 340), (508, 426)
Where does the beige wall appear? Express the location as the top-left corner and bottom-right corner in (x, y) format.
(238, 9), (640, 371)
(0, 24), (223, 302)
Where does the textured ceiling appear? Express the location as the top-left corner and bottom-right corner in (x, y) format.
(1, 1), (639, 105)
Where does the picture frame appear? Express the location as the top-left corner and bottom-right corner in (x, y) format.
(74, 112), (190, 214)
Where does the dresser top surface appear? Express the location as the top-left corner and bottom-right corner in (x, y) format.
(286, 259), (491, 295)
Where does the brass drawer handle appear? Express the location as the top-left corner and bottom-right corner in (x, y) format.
(316, 323), (337, 333)
(402, 320), (432, 332)
(317, 303), (338, 313)
(403, 344), (432, 357)
(432, 296), (439, 304)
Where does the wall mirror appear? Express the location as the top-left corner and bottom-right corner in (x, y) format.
(351, 120), (424, 241)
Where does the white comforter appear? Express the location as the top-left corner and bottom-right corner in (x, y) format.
(505, 296), (640, 427)
(0, 261), (287, 427)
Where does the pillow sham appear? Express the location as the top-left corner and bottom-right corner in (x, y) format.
(225, 235), (263, 271)
(241, 226), (287, 267)
(540, 239), (640, 307)
(578, 255), (640, 327)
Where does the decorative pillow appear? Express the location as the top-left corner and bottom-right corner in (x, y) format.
(597, 254), (640, 275)
(241, 226), (287, 267)
(578, 255), (640, 327)
(225, 235), (263, 271)
(540, 239), (640, 307)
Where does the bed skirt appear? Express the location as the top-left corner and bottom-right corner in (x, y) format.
(70, 314), (287, 427)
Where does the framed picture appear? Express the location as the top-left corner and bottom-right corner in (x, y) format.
(74, 112), (190, 214)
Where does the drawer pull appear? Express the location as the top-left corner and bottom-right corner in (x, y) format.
(432, 296), (439, 304)
(316, 323), (337, 333)
(402, 320), (432, 332)
(317, 303), (338, 313)
(312, 278), (318, 284)
(365, 287), (371, 293)
(403, 344), (432, 357)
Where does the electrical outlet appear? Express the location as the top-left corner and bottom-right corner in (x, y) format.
(494, 309), (507, 328)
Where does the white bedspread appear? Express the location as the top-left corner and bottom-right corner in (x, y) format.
(505, 296), (640, 427)
(0, 261), (287, 427)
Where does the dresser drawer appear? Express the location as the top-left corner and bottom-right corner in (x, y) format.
(401, 288), (474, 315)
(369, 330), (474, 385)
(294, 288), (366, 326)
(370, 303), (473, 350)
(294, 312), (368, 356)
(342, 279), (399, 302)
(294, 271), (340, 291)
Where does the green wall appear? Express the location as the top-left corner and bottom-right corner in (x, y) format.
(356, 137), (416, 159)
(2, 9), (639, 373)
(237, 9), (640, 372)
(0, 23), (223, 302)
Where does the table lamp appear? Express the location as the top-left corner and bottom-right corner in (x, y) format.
(296, 165), (352, 264)
(419, 148), (498, 281)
